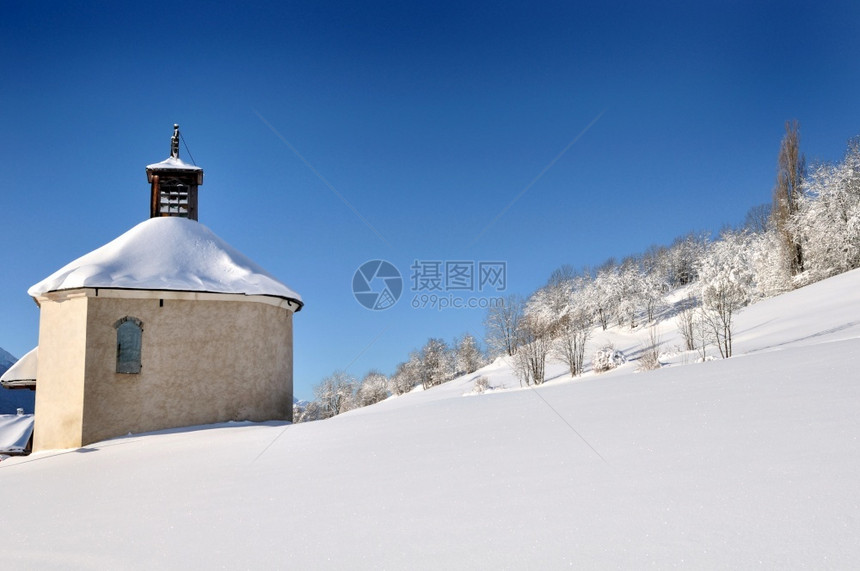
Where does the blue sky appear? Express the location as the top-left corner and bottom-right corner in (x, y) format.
(3, 1), (860, 400)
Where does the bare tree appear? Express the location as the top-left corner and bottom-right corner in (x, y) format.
(693, 308), (712, 361)
(674, 294), (698, 351)
(554, 312), (591, 377)
(637, 325), (663, 371)
(743, 203), (772, 234)
(513, 312), (552, 386)
(771, 120), (806, 277)
(547, 264), (576, 287)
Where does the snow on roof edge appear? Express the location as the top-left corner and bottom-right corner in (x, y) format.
(0, 347), (37, 385)
(146, 156), (203, 171)
(27, 217), (302, 305)
(32, 286), (303, 309)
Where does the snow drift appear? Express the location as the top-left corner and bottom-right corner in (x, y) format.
(2, 270), (860, 568)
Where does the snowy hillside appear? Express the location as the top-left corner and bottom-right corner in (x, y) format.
(1, 271), (860, 568)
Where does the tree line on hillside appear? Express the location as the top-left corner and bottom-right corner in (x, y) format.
(294, 333), (485, 422)
(296, 121), (860, 421)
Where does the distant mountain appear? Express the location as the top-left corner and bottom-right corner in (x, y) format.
(0, 347), (15, 373)
(0, 347), (35, 414)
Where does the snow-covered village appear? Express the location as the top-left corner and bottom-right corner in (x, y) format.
(2, 2), (860, 569)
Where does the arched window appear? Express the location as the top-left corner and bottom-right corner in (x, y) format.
(114, 317), (143, 374)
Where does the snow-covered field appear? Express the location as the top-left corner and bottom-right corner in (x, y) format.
(2, 270), (860, 568)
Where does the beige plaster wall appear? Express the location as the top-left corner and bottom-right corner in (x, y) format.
(33, 293), (89, 450)
(34, 289), (294, 450)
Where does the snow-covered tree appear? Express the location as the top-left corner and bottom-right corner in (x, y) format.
(530, 275), (594, 377)
(513, 293), (554, 386)
(312, 370), (358, 419)
(674, 293), (699, 352)
(556, 305), (592, 376)
(697, 231), (754, 358)
(641, 245), (673, 319)
(794, 139), (860, 282)
(484, 294), (524, 357)
(615, 259), (647, 328)
(747, 227), (791, 297)
(638, 325), (662, 371)
(668, 232), (708, 287)
(641, 265), (667, 323)
(614, 263), (635, 329)
(294, 400), (326, 423)
(454, 333), (484, 375)
(588, 255), (665, 330)
(513, 316), (551, 386)
(591, 263), (620, 330)
(389, 352), (422, 395)
(355, 370), (389, 407)
(641, 244), (673, 288)
(592, 345), (626, 373)
(419, 338), (450, 389)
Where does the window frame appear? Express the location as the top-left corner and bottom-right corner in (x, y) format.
(114, 316), (143, 374)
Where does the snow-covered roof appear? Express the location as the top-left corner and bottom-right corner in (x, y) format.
(0, 413), (34, 454)
(28, 217), (302, 308)
(0, 347), (37, 389)
(146, 156), (203, 171)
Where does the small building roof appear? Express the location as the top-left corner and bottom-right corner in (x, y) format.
(28, 217), (302, 308)
(0, 347), (37, 389)
(145, 156), (203, 172)
(0, 413), (34, 455)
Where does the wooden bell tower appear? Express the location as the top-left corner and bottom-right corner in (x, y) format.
(146, 124), (204, 221)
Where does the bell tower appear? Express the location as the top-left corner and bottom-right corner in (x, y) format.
(146, 124), (204, 221)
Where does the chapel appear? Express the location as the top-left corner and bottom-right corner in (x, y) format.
(10, 126), (302, 451)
